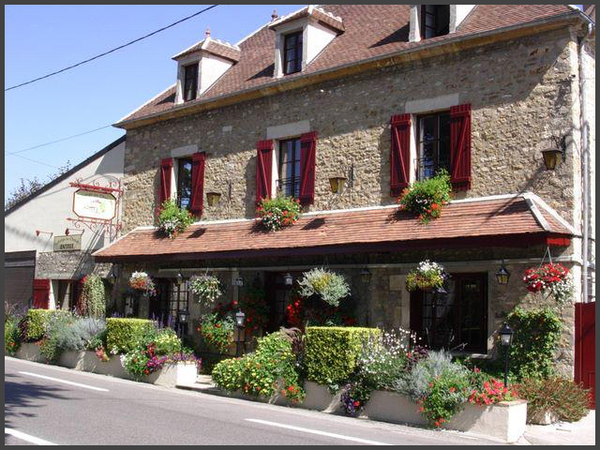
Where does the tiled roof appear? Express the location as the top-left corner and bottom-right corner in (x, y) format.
(268, 6), (345, 32)
(119, 4), (574, 125)
(172, 37), (241, 62)
(93, 195), (573, 262)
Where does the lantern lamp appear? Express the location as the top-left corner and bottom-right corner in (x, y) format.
(360, 268), (372, 284)
(499, 322), (514, 347)
(541, 148), (562, 170)
(329, 176), (347, 195)
(495, 263), (510, 285)
(206, 192), (221, 207)
(235, 310), (246, 327)
(283, 272), (294, 286)
(176, 269), (187, 285)
(233, 276), (244, 287)
(177, 309), (189, 324)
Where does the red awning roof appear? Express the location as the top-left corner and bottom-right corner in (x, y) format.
(93, 195), (573, 262)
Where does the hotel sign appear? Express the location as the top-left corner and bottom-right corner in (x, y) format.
(73, 189), (117, 221)
(54, 234), (82, 252)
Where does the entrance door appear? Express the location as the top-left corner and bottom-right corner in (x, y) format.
(575, 302), (595, 409)
(410, 273), (488, 353)
(265, 272), (300, 332)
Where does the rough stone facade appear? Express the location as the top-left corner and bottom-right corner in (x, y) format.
(36, 251), (112, 280)
(112, 26), (593, 376)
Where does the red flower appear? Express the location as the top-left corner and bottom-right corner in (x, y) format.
(449, 387), (456, 393)
(431, 203), (439, 210)
(354, 401), (360, 406)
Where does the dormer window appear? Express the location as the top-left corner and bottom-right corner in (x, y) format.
(183, 63), (199, 102)
(421, 5), (450, 39)
(284, 31), (303, 75)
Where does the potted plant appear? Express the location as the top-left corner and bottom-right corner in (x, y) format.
(397, 170), (452, 224)
(158, 199), (194, 238)
(406, 260), (448, 292)
(189, 274), (223, 306)
(297, 267), (350, 307)
(256, 195), (302, 231)
(129, 271), (156, 297)
(523, 263), (573, 304)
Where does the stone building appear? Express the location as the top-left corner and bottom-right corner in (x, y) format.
(5, 137), (125, 312)
(94, 5), (595, 374)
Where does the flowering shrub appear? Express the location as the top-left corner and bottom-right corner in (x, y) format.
(189, 275), (223, 305)
(397, 170), (452, 224)
(78, 274), (106, 318)
(523, 263), (573, 304)
(285, 295), (356, 330)
(197, 312), (235, 354)
(341, 382), (371, 417)
(297, 268), (351, 307)
(129, 271), (156, 297)
(4, 318), (21, 356)
(419, 367), (472, 427)
(238, 287), (269, 332)
(406, 260), (448, 292)
(256, 195), (302, 231)
(158, 199), (194, 238)
(469, 378), (516, 406)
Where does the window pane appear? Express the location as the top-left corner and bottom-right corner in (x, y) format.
(439, 114), (451, 173)
(177, 159), (193, 210)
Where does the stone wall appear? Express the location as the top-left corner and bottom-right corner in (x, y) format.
(121, 27), (581, 235)
(36, 251), (111, 280)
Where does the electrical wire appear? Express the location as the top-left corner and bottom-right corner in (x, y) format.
(6, 124), (113, 155)
(5, 4), (218, 91)
(6, 152), (62, 170)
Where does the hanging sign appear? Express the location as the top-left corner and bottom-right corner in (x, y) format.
(54, 234), (82, 252)
(73, 189), (117, 221)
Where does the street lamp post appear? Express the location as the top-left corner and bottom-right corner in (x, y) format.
(499, 322), (514, 387)
(177, 309), (189, 358)
(235, 310), (246, 357)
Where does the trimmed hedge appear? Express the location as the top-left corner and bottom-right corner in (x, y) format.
(106, 318), (155, 354)
(20, 309), (61, 342)
(304, 326), (380, 386)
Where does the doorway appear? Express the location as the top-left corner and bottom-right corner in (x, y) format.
(265, 271), (301, 332)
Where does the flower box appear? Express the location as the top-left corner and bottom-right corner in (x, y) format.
(361, 390), (428, 426)
(298, 381), (344, 414)
(15, 342), (45, 363)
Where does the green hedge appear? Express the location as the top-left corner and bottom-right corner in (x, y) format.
(106, 318), (155, 354)
(304, 326), (380, 386)
(20, 309), (59, 342)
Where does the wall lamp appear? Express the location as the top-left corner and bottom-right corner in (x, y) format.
(542, 135), (567, 170)
(329, 164), (354, 195)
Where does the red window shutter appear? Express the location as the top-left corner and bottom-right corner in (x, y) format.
(256, 140), (273, 205)
(159, 158), (173, 206)
(450, 104), (472, 191)
(390, 114), (411, 197)
(32, 279), (50, 309)
(299, 132), (317, 206)
(190, 152), (206, 218)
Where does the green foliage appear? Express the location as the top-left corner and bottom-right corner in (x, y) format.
(297, 268), (351, 307)
(158, 198), (194, 238)
(40, 311), (76, 363)
(515, 377), (591, 423)
(507, 307), (562, 380)
(5, 318), (21, 356)
(211, 331), (305, 403)
(197, 312), (234, 354)
(105, 318), (156, 354)
(153, 328), (181, 355)
(397, 169), (452, 224)
(189, 275), (223, 305)
(420, 367), (471, 427)
(304, 326), (380, 386)
(20, 309), (56, 342)
(79, 275), (106, 318)
(238, 286), (269, 331)
(256, 195), (302, 231)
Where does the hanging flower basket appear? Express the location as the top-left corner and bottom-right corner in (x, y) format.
(129, 271), (156, 297)
(397, 170), (452, 224)
(189, 275), (223, 306)
(406, 260), (448, 292)
(297, 267), (350, 307)
(256, 195), (302, 231)
(523, 263), (573, 304)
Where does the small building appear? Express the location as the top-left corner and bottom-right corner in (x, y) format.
(5, 136), (125, 312)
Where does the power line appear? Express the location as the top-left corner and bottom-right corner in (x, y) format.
(5, 4), (219, 91)
(6, 152), (62, 170)
(7, 124), (113, 155)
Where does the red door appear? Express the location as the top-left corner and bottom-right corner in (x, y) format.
(32, 279), (50, 309)
(575, 302), (595, 409)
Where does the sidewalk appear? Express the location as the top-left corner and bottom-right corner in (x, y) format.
(519, 410), (595, 445)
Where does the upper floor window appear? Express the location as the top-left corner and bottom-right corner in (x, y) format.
(183, 63), (198, 101)
(278, 138), (301, 197)
(176, 158), (193, 209)
(283, 31), (303, 75)
(421, 5), (450, 39)
(418, 112), (451, 180)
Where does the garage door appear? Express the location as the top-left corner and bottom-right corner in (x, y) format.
(5, 251), (36, 311)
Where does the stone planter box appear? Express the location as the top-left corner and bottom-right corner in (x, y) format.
(299, 381), (344, 414)
(361, 390), (428, 426)
(14, 345), (198, 388)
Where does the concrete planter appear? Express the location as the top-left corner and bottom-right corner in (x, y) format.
(528, 409), (558, 425)
(299, 381), (344, 414)
(15, 342), (45, 363)
(145, 362), (198, 388)
(361, 390), (428, 426)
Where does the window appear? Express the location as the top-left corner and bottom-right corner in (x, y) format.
(168, 281), (190, 334)
(417, 112), (451, 180)
(410, 273), (488, 353)
(283, 31), (303, 75)
(421, 5), (450, 39)
(183, 63), (198, 101)
(176, 158), (193, 210)
(278, 138), (301, 197)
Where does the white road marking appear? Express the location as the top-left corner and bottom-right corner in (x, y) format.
(5, 428), (57, 445)
(18, 371), (109, 392)
(245, 419), (393, 445)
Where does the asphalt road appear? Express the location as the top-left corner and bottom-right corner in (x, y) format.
(5, 357), (504, 446)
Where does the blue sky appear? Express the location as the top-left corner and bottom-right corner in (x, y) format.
(5, 4), (304, 201)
